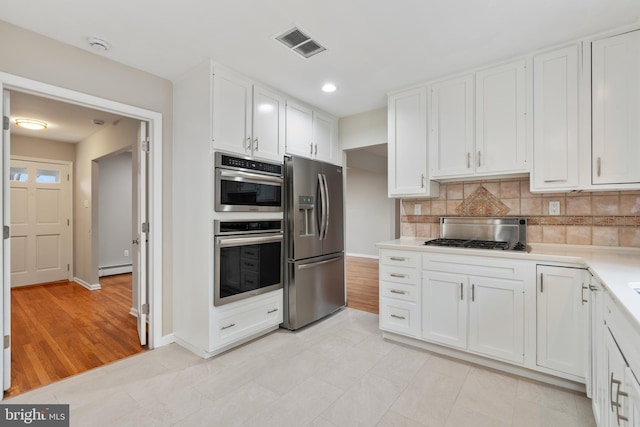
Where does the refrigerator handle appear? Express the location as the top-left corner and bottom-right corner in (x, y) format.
(322, 174), (330, 240)
(318, 173), (327, 240)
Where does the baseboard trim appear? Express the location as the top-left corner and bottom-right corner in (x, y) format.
(161, 334), (176, 346)
(98, 264), (133, 277)
(74, 277), (101, 291)
(130, 307), (139, 317)
(345, 253), (379, 259)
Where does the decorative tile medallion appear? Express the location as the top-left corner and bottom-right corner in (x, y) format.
(455, 186), (510, 216)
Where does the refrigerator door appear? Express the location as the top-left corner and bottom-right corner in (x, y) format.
(320, 162), (344, 255)
(286, 156), (323, 260)
(283, 253), (345, 330)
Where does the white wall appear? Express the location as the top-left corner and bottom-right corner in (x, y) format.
(0, 21), (174, 334)
(345, 149), (395, 257)
(11, 134), (76, 162)
(339, 107), (387, 151)
(98, 151), (132, 274)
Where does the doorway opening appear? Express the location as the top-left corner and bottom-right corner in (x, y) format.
(0, 77), (162, 397)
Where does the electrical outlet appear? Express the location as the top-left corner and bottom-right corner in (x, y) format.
(414, 204), (422, 215)
(124, 249), (129, 257)
(549, 201), (560, 215)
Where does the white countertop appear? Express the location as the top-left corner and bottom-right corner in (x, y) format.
(376, 238), (640, 334)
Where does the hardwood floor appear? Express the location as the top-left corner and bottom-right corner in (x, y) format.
(6, 274), (145, 397)
(346, 256), (379, 314)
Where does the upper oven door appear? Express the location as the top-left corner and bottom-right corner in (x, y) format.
(215, 168), (283, 212)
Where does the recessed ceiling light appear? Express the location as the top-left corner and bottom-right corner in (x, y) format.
(15, 119), (47, 130)
(322, 83), (337, 93)
(88, 37), (110, 52)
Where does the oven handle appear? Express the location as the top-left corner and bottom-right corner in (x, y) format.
(217, 233), (283, 247)
(218, 169), (283, 185)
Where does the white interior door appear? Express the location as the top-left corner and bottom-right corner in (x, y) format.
(135, 121), (148, 346)
(2, 89), (11, 393)
(9, 159), (71, 287)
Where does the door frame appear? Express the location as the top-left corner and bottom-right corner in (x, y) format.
(0, 73), (163, 351)
(9, 156), (74, 285)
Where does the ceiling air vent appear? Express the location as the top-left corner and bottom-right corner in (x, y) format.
(275, 27), (326, 59)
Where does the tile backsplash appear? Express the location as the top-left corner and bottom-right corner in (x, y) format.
(401, 177), (640, 248)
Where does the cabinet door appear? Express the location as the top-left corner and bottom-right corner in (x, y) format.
(430, 74), (475, 178)
(532, 45), (580, 191)
(590, 278), (606, 424)
(285, 101), (314, 158)
(468, 276), (524, 364)
(388, 87), (430, 197)
(592, 29), (640, 185)
(475, 60), (528, 175)
(252, 85), (285, 161)
(312, 111), (337, 164)
(212, 68), (252, 155)
(422, 271), (467, 349)
(380, 297), (420, 337)
(605, 329), (631, 427)
(536, 265), (588, 379)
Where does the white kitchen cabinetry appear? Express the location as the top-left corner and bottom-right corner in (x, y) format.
(379, 250), (421, 337)
(592, 29), (640, 186)
(536, 265), (589, 380)
(422, 253), (526, 364)
(429, 74), (475, 178)
(212, 68), (285, 161)
(388, 87), (439, 197)
(429, 59), (528, 180)
(475, 59), (528, 175)
(531, 45), (581, 191)
(285, 101), (338, 164)
(589, 276), (606, 425)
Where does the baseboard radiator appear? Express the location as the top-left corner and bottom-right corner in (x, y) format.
(98, 264), (133, 277)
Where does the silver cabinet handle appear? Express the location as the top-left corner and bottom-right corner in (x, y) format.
(540, 273), (544, 293)
(589, 285), (599, 291)
(471, 284), (475, 302)
(597, 157), (602, 177)
(389, 257), (408, 262)
(581, 284), (588, 305)
(421, 173), (425, 188)
(390, 314), (406, 320)
(254, 137), (259, 151)
(477, 151), (481, 167)
(221, 323), (236, 330)
(310, 143), (313, 155)
(267, 308), (278, 314)
(246, 137), (252, 151)
(390, 273), (407, 278)
(467, 152), (471, 169)
(314, 144), (318, 155)
(460, 283), (464, 300)
(390, 289), (406, 295)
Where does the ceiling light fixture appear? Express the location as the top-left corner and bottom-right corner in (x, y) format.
(87, 37), (111, 52)
(15, 119), (48, 130)
(322, 83), (337, 93)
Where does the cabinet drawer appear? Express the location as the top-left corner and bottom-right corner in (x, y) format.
(604, 293), (640, 378)
(380, 297), (420, 337)
(380, 281), (419, 302)
(380, 250), (420, 268)
(423, 252), (528, 279)
(380, 265), (419, 285)
(216, 293), (283, 347)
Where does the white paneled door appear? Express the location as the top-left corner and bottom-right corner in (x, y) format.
(10, 159), (71, 287)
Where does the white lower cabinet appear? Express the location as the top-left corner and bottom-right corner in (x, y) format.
(422, 271), (467, 349)
(605, 329), (633, 427)
(536, 265), (589, 380)
(379, 250), (421, 337)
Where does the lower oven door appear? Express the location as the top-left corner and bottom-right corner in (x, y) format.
(214, 232), (283, 306)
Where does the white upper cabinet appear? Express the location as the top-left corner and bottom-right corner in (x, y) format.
(430, 74), (475, 178)
(475, 59), (528, 175)
(212, 68), (284, 162)
(428, 59), (528, 180)
(592, 29), (640, 185)
(388, 87), (439, 197)
(285, 101), (339, 164)
(531, 45), (580, 191)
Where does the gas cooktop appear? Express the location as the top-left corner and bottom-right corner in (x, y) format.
(424, 217), (528, 252)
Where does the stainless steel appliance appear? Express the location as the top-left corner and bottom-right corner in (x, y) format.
(214, 220), (283, 306)
(283, 156), (345, 330)
(214, 152), (283, 212)
(425, 217), (528, 251)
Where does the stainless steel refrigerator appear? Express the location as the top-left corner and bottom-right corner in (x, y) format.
(282, 156), (345, 330)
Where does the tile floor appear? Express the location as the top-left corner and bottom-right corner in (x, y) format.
(7, 308), (597, 426)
